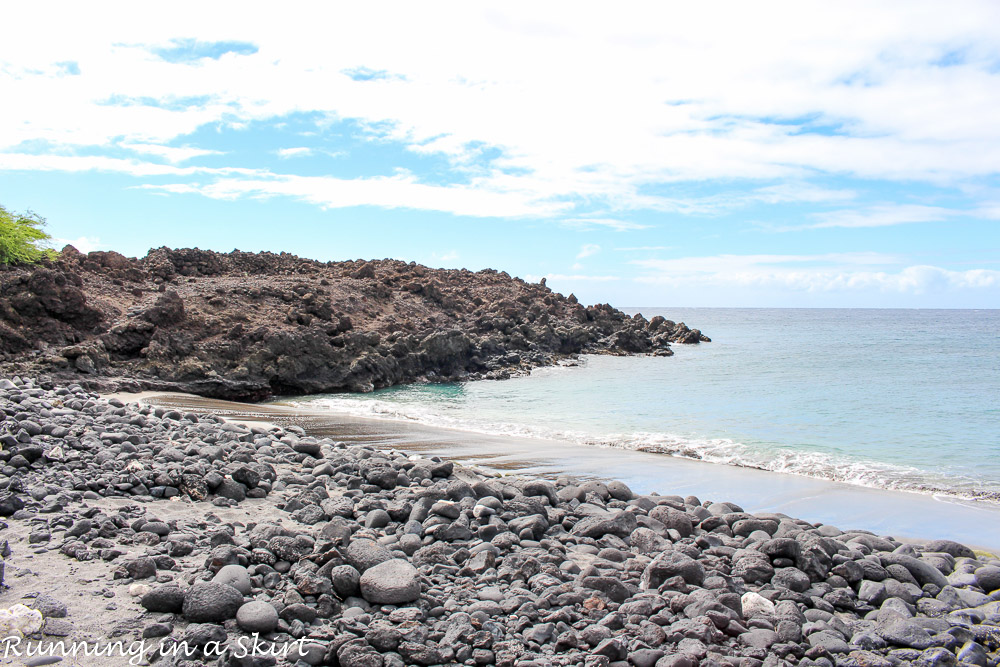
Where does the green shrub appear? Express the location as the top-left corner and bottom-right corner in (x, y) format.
(0, 204), (57, 265)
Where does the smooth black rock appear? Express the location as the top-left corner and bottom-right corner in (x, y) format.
(182, 582), (244, 622)
(141, 585), (186, 613)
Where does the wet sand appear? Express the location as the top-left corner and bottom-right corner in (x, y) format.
(108, 390), (1000, 553)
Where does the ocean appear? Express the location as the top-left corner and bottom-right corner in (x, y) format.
(285, 308), (1000, 504)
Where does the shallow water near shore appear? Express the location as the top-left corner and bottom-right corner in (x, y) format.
(126, 391), (1000, 552)
(291, 308), (1000, 503)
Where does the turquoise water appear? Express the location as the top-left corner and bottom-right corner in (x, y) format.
(288, 309), (1000, 502)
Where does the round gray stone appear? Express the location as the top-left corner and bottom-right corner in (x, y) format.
(212, 564), (252, 595)
(236, 600), (279, 634)
(974, 566), (1000, 593)
(346, 539), (393, 573)
(359, 559), (420, 604)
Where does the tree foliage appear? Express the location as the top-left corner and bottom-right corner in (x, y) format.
(0, 204), (57, 265)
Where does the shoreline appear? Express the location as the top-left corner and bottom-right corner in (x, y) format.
(110, 389), (1000, 554)
(4, 376), (1000, 667)
(279, 382), (1000, 508)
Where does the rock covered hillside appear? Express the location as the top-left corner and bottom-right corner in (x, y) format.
(0, 247), (708, 401)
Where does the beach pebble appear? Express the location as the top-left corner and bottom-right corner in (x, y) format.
(741, 591), (775, 616)
(42, 618), (74, 637)
(346, 539), (393, 573)
(142, 622), (173, 639)
(141, 585), (186, 613)
(359, 559), (420, 604)
(876, 617), (933, 649)
(129, 583), (152, 598)
(212, 564), (252, 595)
(236, 600), (279, 634)
(181, 582), (244, 622)
(24, 657), (63, 666)
(331, 564), (361, 599)
(974, 566), (1000, 593)
(31, 594), (68, 618)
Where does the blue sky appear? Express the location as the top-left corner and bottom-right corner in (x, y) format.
(2, 2), (999, 307)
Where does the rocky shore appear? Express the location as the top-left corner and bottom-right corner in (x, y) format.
(1, 376), (999, 667)
(0, 248), (708, 402)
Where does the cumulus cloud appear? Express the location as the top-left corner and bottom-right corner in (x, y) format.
(576, 243), (600, 259)
(633, 253), (1000, 293)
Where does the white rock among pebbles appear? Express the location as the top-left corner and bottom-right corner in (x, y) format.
(741, 591), (775, 617)
(359, 558), (421, 604)
(129, 583), (152, 598)
(0, 604), (44, 637)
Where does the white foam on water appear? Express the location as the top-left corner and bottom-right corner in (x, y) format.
(288, 395), (1000, 504)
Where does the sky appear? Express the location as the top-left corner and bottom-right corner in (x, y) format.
(1, 2), (999, 308)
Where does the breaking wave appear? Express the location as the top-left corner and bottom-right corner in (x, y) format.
(287, 395), (1000, 505)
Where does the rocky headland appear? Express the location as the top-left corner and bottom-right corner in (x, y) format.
(0, 247), (708, 402)
(1, 377), (999, 667)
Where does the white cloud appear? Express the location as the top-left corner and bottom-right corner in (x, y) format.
(634, 252), (900, 274)
(576, 243), (600, 259)
(973, 203), (1000, 220)
(561, 218), (651, 231)
(122, 142), (221, 163)
(139, 172), (570, 218)
(2, 2), (999, 220)
(52, 236), (105, 253)
(276, 147), (313, 158)
(615, 245), (672, 251)
(0, 153), (197, 177)
(633, 253), (1000, 293)
(0, 149), (564, 218)
(752, 183), (858, 205)
(798, 204), (957, 230)
(0, 152), (258, 178)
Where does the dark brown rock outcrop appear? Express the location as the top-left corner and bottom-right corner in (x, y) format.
(0, 247), (708, 400)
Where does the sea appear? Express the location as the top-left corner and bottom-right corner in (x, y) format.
(285, 308), (1000, 504)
